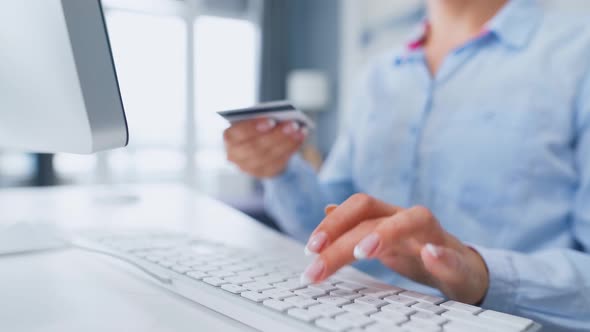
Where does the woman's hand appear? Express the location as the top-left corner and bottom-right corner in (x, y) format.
(224, 118), (306, 178)
(301, 194), (490, 305)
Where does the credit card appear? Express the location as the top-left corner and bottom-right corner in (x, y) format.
(217, 101), (315, 129)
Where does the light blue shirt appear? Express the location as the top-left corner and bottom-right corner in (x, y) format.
(263, 0), (590, 330)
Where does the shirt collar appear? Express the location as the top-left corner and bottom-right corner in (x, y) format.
(404, 0), (542, 52)
(487, 0), (543, 49)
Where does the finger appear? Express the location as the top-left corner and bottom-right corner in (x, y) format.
(324, 204), (338, 215)
(227, 122), (302, 163)
(301, 220), (379, 284)
(223, 118), (277, 145)
(353, 206), (441, 260)
(254, 147), (300, 178)
(303, 204), (339, 256)
(238, 138), (302, 177)
(305, 194), (401, 255)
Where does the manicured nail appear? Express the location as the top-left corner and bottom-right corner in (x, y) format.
(353, 233), (381, 260)
(301, 127), (309, 138)
(305, 232), (328, 256)
(425, 243), (442, 258)
(300, 258), (325, 285)
(257, 119), (277, 132)
(283, 121), (301, 135)
(324, 204), (338, 215)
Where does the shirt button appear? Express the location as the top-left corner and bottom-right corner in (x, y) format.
(410, 126), (419, 135)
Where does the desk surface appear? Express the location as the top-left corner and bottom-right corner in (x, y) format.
(0, 184), (343, 332)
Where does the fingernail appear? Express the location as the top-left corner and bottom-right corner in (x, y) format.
(257, 119), (277, 132)
(300, 258), (325, 285)
(324, 204), (338, 215)
(301, 127), (309, 138)
(283, 122), (301, 135)
(305, 232), (328, 256)
(425, 243), (442, 259)
(354, 233), (380, 260)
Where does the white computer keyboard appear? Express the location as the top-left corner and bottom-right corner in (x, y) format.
(75, 232), (542, 332)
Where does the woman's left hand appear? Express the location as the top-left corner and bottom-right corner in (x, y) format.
(301, 194), (490, 305)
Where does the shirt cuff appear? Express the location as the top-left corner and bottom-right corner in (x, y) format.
(263, 154), (310, 186)
(469, 245), (519, 313)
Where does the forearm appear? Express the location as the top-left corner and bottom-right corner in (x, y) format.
(474, 246), (590, 331)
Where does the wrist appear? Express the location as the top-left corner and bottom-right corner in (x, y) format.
(465, 245), (490, 305)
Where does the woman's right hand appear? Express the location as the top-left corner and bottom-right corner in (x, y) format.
(224, 118), (307, 179)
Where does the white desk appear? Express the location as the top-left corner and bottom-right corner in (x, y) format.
(0, 184), (364, 332)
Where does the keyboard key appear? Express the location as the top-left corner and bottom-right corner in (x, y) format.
(203, 277), (228, 287)
(294, 287), (327, 299)
(335, 282), (365, 292)
(243, 282), (274, 292)
(335, 312), (375, 328)
(341, 303), (379, 315)
(442, 311), (511, 332)
(256, 275), (286, 284)
(410, 311), (448, 326)
(208, 270), (235, 278)
(241, 291), (270, 303)
(308, 283), (338, 292)
(443, 320), (506, 332)
(381, 304), (417, 316)
(262, 299), (295, 312)
(370, 311), (408, 324)
(171, 265), (192, 274)
(440, 300), (483, 314)
(315, 318), (354, 332)
(384, 295), (418, 307)
(400, 320), (441, 332)
(186, 271), (207, 280)
(191, 265), (219, 273)
(262, 288), (296, 300)
(308, 303), (346, 317)
(354, 296), (389, 308)
(223, 275), (254, 285)
(329, 289), (363, 300)
(158, 260), (176, 268)
(411, 302), (446, 315)
(284, 295), (320, 308)
(358, 288), (399, 299)
(399, 291), (444, 305)
(220, 284), (247, 294)
(225, 263), (255, 272)
(287, 308), (322, 322)
(318, 296), (352, 307)
(239, 268), (270, 278)
(477, 310), (534, 330)
(274, 280), (307, 291)
(364, 322), (407, 332)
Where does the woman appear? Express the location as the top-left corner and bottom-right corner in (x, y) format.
(224, 0), (590, 330)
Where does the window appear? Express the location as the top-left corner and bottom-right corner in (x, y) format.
(51, 2), (261, 196)
(195, 16), (259, 150)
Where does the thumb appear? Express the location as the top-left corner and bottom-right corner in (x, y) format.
(421, 243), (488, 304)
(421, 243), (464, 287)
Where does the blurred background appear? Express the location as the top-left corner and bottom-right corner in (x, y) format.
(0, 0), (587, 228)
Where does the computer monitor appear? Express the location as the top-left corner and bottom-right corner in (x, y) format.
(0, 0), (128, 154)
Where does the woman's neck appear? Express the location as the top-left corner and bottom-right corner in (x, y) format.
(426, 0), (508, 46)
(423, 0), (508, 75)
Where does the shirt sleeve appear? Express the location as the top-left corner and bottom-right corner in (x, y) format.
(262, 129), (357, 242)
(261, 63), (379, 243)
(472, 71), (590, 331)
